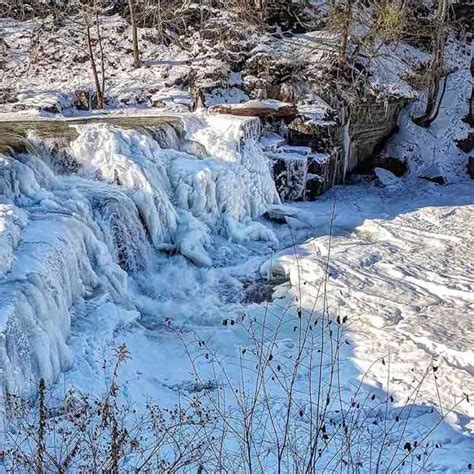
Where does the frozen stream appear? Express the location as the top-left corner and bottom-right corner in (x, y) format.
(0, 114), (472, 471)
(67, 180), (474, 472)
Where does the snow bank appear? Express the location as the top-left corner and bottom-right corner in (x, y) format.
(258, 182), (474, 470)
(384, 40), (472, 182)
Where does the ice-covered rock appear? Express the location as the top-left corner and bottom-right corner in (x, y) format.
(270, 151), (308, 201)
(0, 204), (28, 275)
(183, 114), (262, 161)
(149, 88), (195, 111)
(259, 133), (286, 153)
(14, 90), (75, 114)
(70, 124), (179, 247)
(374, 167), (400, 187)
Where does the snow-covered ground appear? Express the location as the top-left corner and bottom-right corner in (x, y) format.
(54, 178), (473, 471)
(384, 40), (473, 183)
(0, 8), (433, 116)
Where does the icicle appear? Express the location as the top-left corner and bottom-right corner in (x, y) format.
(342, 120), (351, 183)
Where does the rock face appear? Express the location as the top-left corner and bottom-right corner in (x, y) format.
(468, 156), (474, 179)
(307, 151), (340, 195)
(257, 97), (407, 202)
(457, 131), (474, 153)
(341, 99), (407, 177)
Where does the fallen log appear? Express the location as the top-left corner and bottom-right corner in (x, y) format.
(209, 99), (298, 118)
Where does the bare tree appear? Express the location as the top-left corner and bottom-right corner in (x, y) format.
(337, 0), (353, 65)
(40, 0), (107, 109)
(254, 0), (266, 20)
(128, 0), (141, 68)
(83, 6), (105, 109)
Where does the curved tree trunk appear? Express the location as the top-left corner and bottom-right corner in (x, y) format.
(413, 0), (449, 127)
(85, 22), (104, 109)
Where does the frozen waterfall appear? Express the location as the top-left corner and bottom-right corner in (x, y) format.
(0, 116), (280, 394)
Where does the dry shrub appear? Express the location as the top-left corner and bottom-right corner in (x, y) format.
(1, 344), (217, 472)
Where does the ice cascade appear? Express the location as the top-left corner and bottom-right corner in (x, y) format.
(0, 117), (279, 394)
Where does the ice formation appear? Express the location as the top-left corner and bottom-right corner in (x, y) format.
(0, 116), (280, 394)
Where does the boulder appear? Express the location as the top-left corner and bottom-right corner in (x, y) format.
(288, 115), (338, 152)
(419, 163), (447, 185)
(14, 91), (73, 114)
(264, 205), (300, 223)
(374, 167), (400, 187)
(0, 88), (17, 105)
(149, 88), (194, 111)
(457, 131), (474, 153)
(305, 174), (324, 200)
(74, 90), (92, 111)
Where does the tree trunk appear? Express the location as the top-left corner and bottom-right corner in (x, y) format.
(128, 0), (141, 68)
(338, 0), (353, 65)
(254, 0), (266, 21)
(85, 23), (104, 109)
(413, 0), (449, 127)
(157, 0), (163, 44)
(95, 10), (106, 109)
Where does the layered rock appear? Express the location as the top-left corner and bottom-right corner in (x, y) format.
(340, 99), (408, 178)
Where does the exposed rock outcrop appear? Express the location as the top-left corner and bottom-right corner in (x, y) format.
(457, 132), (474, 154)
(253, 93), (408, 202)
(468, 156), (474, 179)
(340, 99), (408, 178)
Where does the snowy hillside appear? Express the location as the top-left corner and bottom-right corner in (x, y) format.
(0, 0), (473, 472)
